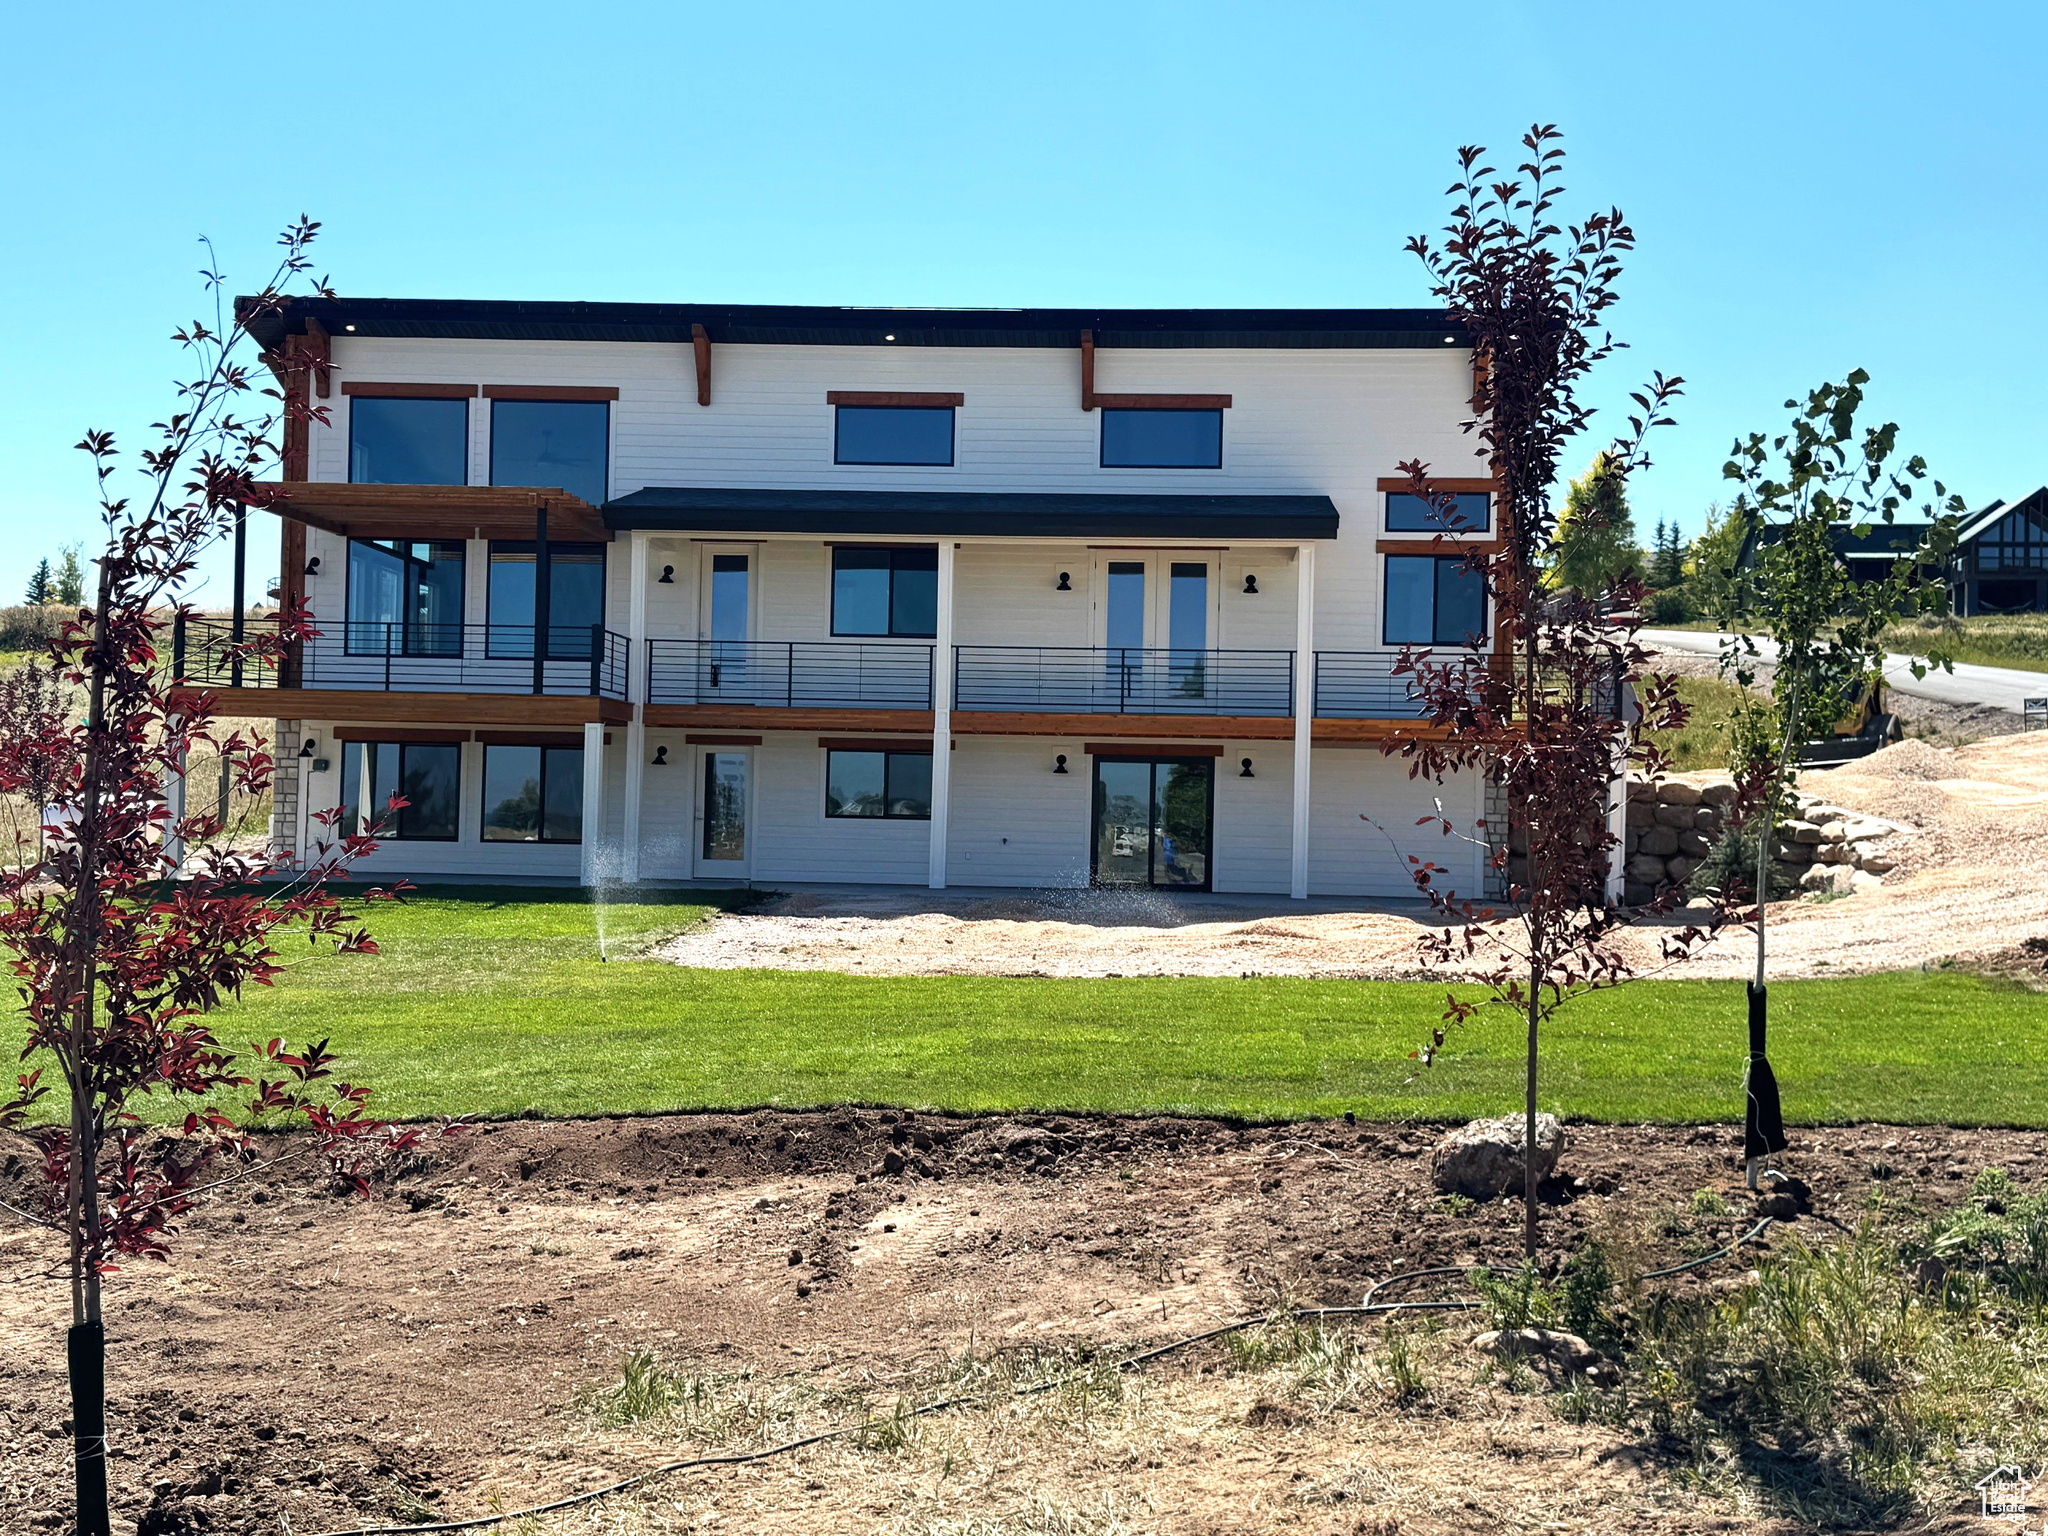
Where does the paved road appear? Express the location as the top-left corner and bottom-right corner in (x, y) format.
(1640, 628), (2046, 716)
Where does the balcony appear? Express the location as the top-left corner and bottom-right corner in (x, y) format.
(175, 617), (630, 699)
(953, 647), (1295, 717)
(645, 639), (934, 710)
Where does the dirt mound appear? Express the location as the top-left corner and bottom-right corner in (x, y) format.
(1844, 736), (1958, 780)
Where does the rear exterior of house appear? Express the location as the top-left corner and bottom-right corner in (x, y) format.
(212, 300), (1498, 898)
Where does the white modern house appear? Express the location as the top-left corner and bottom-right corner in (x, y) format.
(205, 298), (1499, 898)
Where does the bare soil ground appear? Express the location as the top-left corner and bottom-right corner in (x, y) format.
(657, 734), (2048, 985)
(0, 1115), (2037, 1535)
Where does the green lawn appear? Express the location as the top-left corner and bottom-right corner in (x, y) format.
(1883, 613), (2048, 675)
(10, 889), (2046, 1127)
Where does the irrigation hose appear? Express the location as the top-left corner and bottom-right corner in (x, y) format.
(308, 1216), (1775, 1536)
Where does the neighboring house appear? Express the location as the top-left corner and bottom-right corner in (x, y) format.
(1751, 487), (2048, 616)
(1954, 487), (2048, 614)
(203, 298), (1503, 897)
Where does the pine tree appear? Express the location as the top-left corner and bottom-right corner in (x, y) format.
(1649, 520), (1685, 588)
(24, 559), (52, 606)
(1549, 451), (1643, 594)
(55, 546), (84, 606)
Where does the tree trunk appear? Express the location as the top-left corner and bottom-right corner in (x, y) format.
(1521, 579), (1541, 1262)
(68, 561), (112, 1536)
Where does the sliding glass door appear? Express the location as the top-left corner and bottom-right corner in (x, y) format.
(1090, 756), (1214, 890)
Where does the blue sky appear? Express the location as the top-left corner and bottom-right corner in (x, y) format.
(3, 1), (2040, 606)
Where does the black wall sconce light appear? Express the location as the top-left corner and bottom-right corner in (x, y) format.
(1053, 753), (1069, 774)
(1239, 756), (1255, 778)
(1242, 573), (1259, 594)
(1055, 571), (1072, 591)
(304, 556), (321, 577)
(652, 745), (670, 766)
(658, 565), (675, 584)
(299, 738), (318, 758)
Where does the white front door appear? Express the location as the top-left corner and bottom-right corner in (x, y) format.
(693, 747), (752, 879)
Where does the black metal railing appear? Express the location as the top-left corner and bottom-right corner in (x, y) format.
(174, 617), (629, 699)
(953, 647), (1295, 716)
(1312, 651), (1433, 719)
(646, 639), (934, 709)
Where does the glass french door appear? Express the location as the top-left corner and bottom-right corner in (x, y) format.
(694, 749), (751, 878)
(701, 549), (754, 701)
(1098, 555), (1213, 706)
(1090, 756), (1214, 890)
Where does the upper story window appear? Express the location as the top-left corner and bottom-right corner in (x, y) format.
(490, 398), (609, 505)
(1100, 408), (1223, 469)
(1385, 491), (1491, 534)
(346, 539), (465, 656)
(487, 543), (607, 658)
(1977, 506), (2048, 571)
(1383, 554), (1487, 648)
(349, 396), (468, 485)
(832, 547), (938, 637)
(834, 406), (954, 466)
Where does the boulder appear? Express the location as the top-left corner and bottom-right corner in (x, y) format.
(1844, 819), (1890, 843)
(1430, 1113), (1566, 1198)
(1771, 840), (1814, 865)
(1699, 779), (1739, 807)
(1623, 880), (1657, 906)
(1656, 780), (1704, 807)
(1817, 821), (1848, 844)
(1856, 853), (1896, 875)
(1677, 829), (1712, 858)
(1851, 868), (1886, 893)
(1624, 853), (1667, 884)
(1665, 854), (1699, 884)
(1783, 820), (1824, 845)
(1653, 803), (1698, 829)
(1693, 804), (1725, 831)
(1800, 864), (1852, 895)
(1640, 825), (1680, 857)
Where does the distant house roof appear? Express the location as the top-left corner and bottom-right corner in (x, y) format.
(1755, 521), (1940, 561)
(1957, 487), (2048, 545)
(240, 297), (1472, 352)
(603, 487), (1339, 540)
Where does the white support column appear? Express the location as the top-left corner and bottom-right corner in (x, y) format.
(1289, 542), (1316, 899)
(622, 532), (649, 884)
(581, 719), (607, 887)
(928, 540), (956, 889)
(164, 745), (187, 874)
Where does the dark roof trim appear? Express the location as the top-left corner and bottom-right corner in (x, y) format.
(241, 297), (1470, 353)
(603, 487), (1339, 541)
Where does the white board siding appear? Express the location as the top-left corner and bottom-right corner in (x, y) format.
(310, 336), (1488, 656)
(1306, 748), (1482, 900)
(750, 736), (929, 885)
(1212, 741), (1294, 894)
(945, 736), (1093, 888)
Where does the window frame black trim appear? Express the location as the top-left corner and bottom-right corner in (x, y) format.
(832, 404), (957, 467)
(822, 748), (934, 820)
(1383, 490), (1492, 535)
(478, 742), (585, 844)
(486, 396), (612, 504)
(346, 394), (470, 487)
(828, 545), (940, 638)
(1379, 552), (1490, 648)
(342, 740), (463, 843)
(1098, 407), (1224, 470)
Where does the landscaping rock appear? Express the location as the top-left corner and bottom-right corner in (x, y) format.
(1783, 820), (1824, 845)
(1699, 779), (1739, 807)
(1640, 825), (1680, 857)
(1471, 1327), (1612, 1380)
(1652, 803), (1698, 829)
(1430, 1113), (1566, 1199)
(1678, 830), (1712, 858)
(1665, 854), (1699, 884)
(1624, 853), (1666, 885)
(1656, 780), (1704, 807)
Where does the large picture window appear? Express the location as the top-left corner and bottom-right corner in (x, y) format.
(1383, 554), (1487, 647)
(834, 406), (954, 466)
(490, 399), (609, 506)
(480, 744), (584, 843)
(1385, 491), (1491, 533)
(1100, 409), (1222, 469)
(831, 547), (938, 637)
(349, 397), (468, 486)
(345, 539), (466, 656)
(340, 741), (461, 840)
(486, 542), (607, 658)
(824, 750), (932, 819)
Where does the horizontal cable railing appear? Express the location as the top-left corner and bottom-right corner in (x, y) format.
(173, 617), (630, 699)
(954, 647), (1295, 717)
(646, 639), (934, 710)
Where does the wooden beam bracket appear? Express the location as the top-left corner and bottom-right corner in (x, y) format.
(692, 323), (712, 406)
(1080, 329), (1095, 411)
